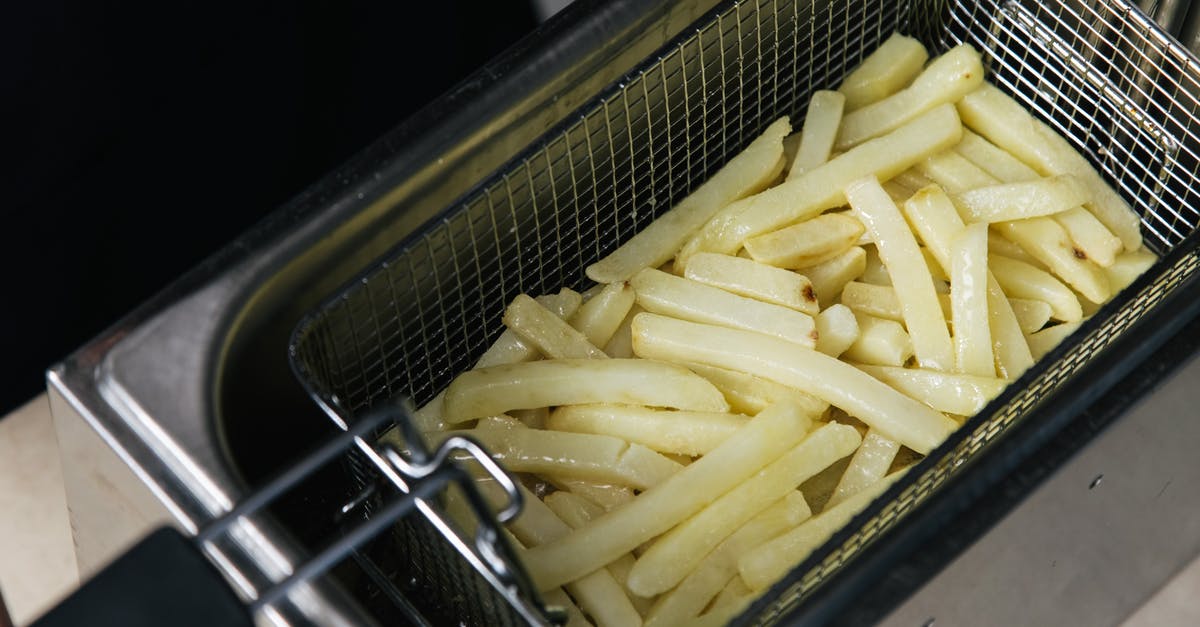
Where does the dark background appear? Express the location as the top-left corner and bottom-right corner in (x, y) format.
(2, 0), (544, 413)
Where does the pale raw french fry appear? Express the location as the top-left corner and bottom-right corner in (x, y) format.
(840, 281), (951, 323)
(835, 45), (983, 151)
(684, 252), (820, 315)
(433, 427), (684, 490)
(543, 588), (592, 627)
(841, 312), (914, 367)
(552, 478), (636, 511)
(854, 364), (1006, 415)
(847, 176), (954, 371)
(987, 277), (1035, 379)
(990, 254), (1082, 322)
(476, 289), (583, 368)
(544, 491), (653, 616)
(957, 84), (1142, 251)
(1052, 207), (1122, 268)
(603, 304), (644, 358)
(682, 362), (829, 417)
(859, 245), (891, 285)
(782, 132), (804, 170)
(548, 405), (748, 457)
(443, 358), (729, 423)
(922, 247), (950, 283)
(826, 429), (901, 509)
(411, 393), (448, 433)
(504, 294), (609, 360)
(916, 149), (994, 192)
(883, 180), (913, 203)
(586, 117), (791, 283)
(709, 577), (753, 612)
(814, 303), (860, 358)
(988, 228), (1045, 269)
(953, 175), (1088, 222)
(838, 33), (930, 110)
(631, 268), (817, 347)
(1105, 248), (1157, 293)
(950, 223), (994, 377)
(642, 493), (809, 627)
(799, 246), (867, 306)
(677, 104), (963, 264)
(509, 407), (548, 430)
(632, 314), (956, 453)
(569, 281), (637, 348)
(1009, 298), (1053, 335)
(788, 90), (846, 179)
(1027, 321), (1083, 360)
(692, 597), (754, 627)
(893, 167), (934, 192)
(739, 469), (908, 591)
(743, 213), (865, 269)
(523, 399), (814, 590)
(628, 423), (858, 596)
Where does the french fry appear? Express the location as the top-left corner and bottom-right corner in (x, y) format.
(782, 131), (804, 172)
(826, 429), (901, 509)
(682, 362), (829, 417)
(1105, 248), (1157, 293)
(835, 45), (983, 151)
(957, 84), (1142, 251)
(987, 276), (1035, 379)
(847, 176), (954, 371)
(684, 252), (820, 315)
(1027, 321), (1083, 360)
(1009, 298), (1052, 335)
(799, 246), (867, 306)
(504, 294), (609, 360)
(950, 223), (994, 376)
(989, 254), (1083, 322)
(988, 228), (1046, 269)
(893, 167), (934, 192)
(814, 303), (860, 358)
(854, 364), (1006, 415)
(631, 314), (956, 453)
(631, 268), (817, 347)
(953, 175), (1088, 222)
(709, 577), (753, 613)
(523, 399), (814, 590)
(841, 312), (914, 367)
(603, 304), (644, 358)
(838, 33), (930, 111)
(569, 281), (637, 348)
(739, 469), (909, 591)
(509, 407), (548, 430)
(476, 289), (583, 368)
(743, 213), (865, 269)
(443, 358), (729, 423)
(628, 423), (858, 596)
(543, 588), (593, 627)
(840, 281), (951, 323)
(586, 117), (791, 283)
(676, 104), (963, 264)
(922, 247), (950, 283)
(548, 405), (749, 457)
(552, 478), (636, 511)
(692, 597), (754, 627)
(859, 245), (892, 285)
(788, 90), (846, 179)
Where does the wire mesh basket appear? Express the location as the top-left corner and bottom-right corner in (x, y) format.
(289, 0), (1200, 623)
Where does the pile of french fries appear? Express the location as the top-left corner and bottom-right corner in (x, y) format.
(396, 33), (1159, 626)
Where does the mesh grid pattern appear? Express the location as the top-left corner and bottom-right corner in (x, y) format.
(290, 0), (1200, 624)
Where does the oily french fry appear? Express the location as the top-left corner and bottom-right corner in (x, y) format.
(1009, 298), (1053, 335)
(443, 358), (729, 423)
(893, 167), (934, 192)
(847, 176), (954, 371)
(841, 312), (914, 367)
(789, 90), (846, 179)
(1052, 207), (1123, 268)
(631, 314), (956, 453)
(504, 294), (609, 360)
(950, 223), (995, 377)
(676, 104), (963, 264)
(953, 175), (1088, 222)
(840, 281), (951, 323)
(838, 33), (930, 110)
(684, 252), (820, 315)
(523, 399), (814, 590)
(990, 254), (1082, 322)
(548, 405), (749, 457)
(628, 423), (859, 596)
(859, 245), (891, 285)
(987, 276), (1035, 379)
(988, 228), (1046, 269)
(603, 304), (644, 358)
(682, 362), (829, 417)
(433, 426), (684, 490)
(854, 364), (1006, 415)
(922, 247), (950, 283)
(631, 268), (818, 347)
(957, 84), (1142, 251)
(799, 246), (867, 306)
(826, 429), (901, 509)
(551, 478), (636, 511)
(835, 45), (983, 151)
(642, 492), (809, 627)
(586, 117), (791, 283)
(569, 281), (637, 348)
(1028, 321), (1084, 360)
(782, 132), (804, 172)
(476, 289), (583, 368)
(992, 219), (1111, 305)
(1105, 248), (1157, 293)
(814, 303), (860, 358)
(743, 213), (865, 269)
(739, 469), (909, 591)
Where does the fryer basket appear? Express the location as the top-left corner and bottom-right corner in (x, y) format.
(289, 0), (1200, 624)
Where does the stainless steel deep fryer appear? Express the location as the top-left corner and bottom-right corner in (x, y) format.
(48, 0), (1200, 625)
